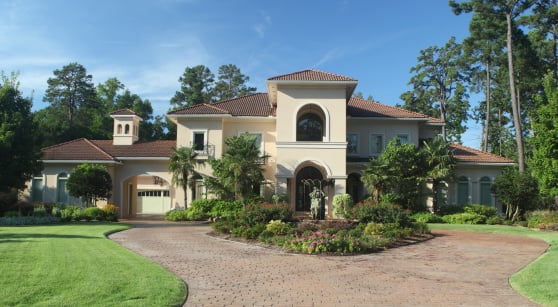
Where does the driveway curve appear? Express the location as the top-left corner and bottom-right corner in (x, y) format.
(109, 220), (548, 306)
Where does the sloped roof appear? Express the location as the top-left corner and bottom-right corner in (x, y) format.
(348, 97), (433, 120)
(110, 108), (137, 116)
(168, 93), (275, 117)
(450, 143), (515, 164)
(42, 138), (176, 161)
(267, 69), (357, 81)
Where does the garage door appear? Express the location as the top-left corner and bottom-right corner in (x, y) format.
(137, 190), (171, 214)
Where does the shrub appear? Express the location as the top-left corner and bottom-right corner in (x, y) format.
(438, 204), (465, 216)
(486, 216), (504, 225)
(266, 220), (292, 235)
(210, 200), (243, 219)
(0, 216), (61, 225)
(332, 194), (353, 218)
(165, 209), (188, 221)
(211, 220), (233, 233)
(526, 210), (558, 229)
(231, 223), (266, 239)
(84, 207), (106, 221)
(238, 203), (293, 226)
(464, 204), (497, 218)
(61, 206), (84, 222)
(102, 204), (119, 221)
(413, 222), (430, 234)
(410, 212), (444, 223)
(4, 211), (19, 218)
(348, 201), (410, 226)
(442, 212), (485, 224)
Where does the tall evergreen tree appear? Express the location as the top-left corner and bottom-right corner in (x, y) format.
(0, 72), (42, 192)
(170, 65), (214, 109)
(400, 37), (470, 142)
(212, 64), (256, 101)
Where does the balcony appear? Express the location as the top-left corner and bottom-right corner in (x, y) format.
(190, 143), (215, 160)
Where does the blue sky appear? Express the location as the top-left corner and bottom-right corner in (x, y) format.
(1, 0), (482, 147)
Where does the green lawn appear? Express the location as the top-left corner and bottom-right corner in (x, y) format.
(430, 224), (558, 306)
(0, 223), (186, 307)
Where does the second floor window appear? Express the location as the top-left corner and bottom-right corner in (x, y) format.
(347, 134), (359, 155)
(193, 131), (205, 151)
(370, 134), (384, 155)
(297, 113), (323, 141)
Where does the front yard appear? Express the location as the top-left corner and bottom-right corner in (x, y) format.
(0, 223), (185, 306)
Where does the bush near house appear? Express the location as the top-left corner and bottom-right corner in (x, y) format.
(526, 210), (558, 230)
(209, 199), (430, 255)
(164, 199), (244, 221)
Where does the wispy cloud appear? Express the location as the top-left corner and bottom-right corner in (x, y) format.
(253, 11), (272, 38)
(313, 48), (340, 68)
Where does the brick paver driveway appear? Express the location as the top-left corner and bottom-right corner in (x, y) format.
(110, 220), (548, 306)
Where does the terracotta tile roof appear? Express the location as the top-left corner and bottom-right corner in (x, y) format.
(168, 93), (275, 117)
(267, 69), (357, 81)
(42, 138), (116, 161)
(92, 140), (176, 158)
(42, 138), (176, 161)
(110, 108), (137, 116)
(348, 97), (433, 120)
(450, 143), (515, 164)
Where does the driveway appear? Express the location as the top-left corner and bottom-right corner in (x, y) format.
(110, 220), (548, 306)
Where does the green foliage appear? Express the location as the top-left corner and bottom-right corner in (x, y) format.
(83, 207), (106, 221)
(410, 212), (444, 223)
(67, 164), (112, 206)
(486, 216), (504, 225)
(332, 194), (353, 218)
(231, 223), (266, 239)
(526, 210), (558, 229)
(60, 206), (84, 222)
(463, 204), (497, 218)
(0, 72), (43, 193)
(164, 210), (188, 221)
(492, 167), (540, 221)
(530, 74), (558, 198)
(438, 204), (465, 216)
(348, 200), (410, 226)
(265, 220), (293, 235)
(210, 199), (243, 219)
(102, 204), (118, 222)
(442, 212), (486, 224)
(400, 36), (470, 142)
(238, 203), (293, 227)
(205, 133), (267, 201)
(168, 146), (201, 207)
(0, 216), (61, 225)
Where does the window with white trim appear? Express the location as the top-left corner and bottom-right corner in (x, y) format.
(396, 134), (409, 145)
(192, 131), (206, 152)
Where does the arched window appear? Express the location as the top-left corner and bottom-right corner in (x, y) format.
(57, 173), (69, 204)
(457, 176), (469, 205)
(479, 176), (492, 206)
(297, 113), (323, 141)
(125, 124), (130, 134)
(117, 124), (122, 134)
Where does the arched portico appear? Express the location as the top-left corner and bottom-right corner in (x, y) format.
(120, 173), (175, 217)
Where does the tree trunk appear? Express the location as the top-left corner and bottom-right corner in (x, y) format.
(483, 61), (491, 152)
(507, 12), (525, 173)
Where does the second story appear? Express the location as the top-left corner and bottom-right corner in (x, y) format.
(167, 69), (443, 164)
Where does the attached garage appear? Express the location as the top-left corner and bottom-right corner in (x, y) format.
(137, 190), (171, 214)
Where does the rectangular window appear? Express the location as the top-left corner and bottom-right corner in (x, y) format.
(347, 133), (359, 155)
(370, 134), (384, 155)
(193, 131), (206, 151)
(31, 177), (43, 202)
(245, 133), (263, 155)
(396, 134), (409, 145)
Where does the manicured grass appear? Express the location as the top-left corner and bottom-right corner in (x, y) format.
(430, 224), (558, 306)
(0, 223), (185, 306)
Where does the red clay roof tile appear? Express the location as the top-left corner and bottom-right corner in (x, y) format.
(168, 93), (274, 117)
(347, 97), (431, 119)
(42, 139), (176, 160)
(450, 143), (515, 164)
(267, 69), (357, 81)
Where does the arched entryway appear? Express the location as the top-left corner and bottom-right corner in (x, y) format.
(295, 165), (325, 212)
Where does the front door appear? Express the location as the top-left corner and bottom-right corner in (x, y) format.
(295, 166), (323, 212)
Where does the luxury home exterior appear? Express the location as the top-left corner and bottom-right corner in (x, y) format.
(28, 70), (514, 217)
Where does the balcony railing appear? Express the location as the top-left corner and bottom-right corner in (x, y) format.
(190, 143), (215, 159)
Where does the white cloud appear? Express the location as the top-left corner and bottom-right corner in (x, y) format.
(253, 11), (272, 38)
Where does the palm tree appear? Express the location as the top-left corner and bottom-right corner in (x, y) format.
(362, 158), (390, 203)
(168, 146), (200, 207)
(422, 136), (456, 213)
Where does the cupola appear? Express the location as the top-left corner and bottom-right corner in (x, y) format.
(110, 109), (143, 145)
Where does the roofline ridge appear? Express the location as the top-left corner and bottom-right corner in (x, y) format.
(41, 137), (88, 150)
(87, 139), (118, 160)
(267, 69), (356, 81)
(110, 108), (136, 115)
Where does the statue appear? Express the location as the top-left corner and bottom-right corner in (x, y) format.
(309, 187), (325, 220)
